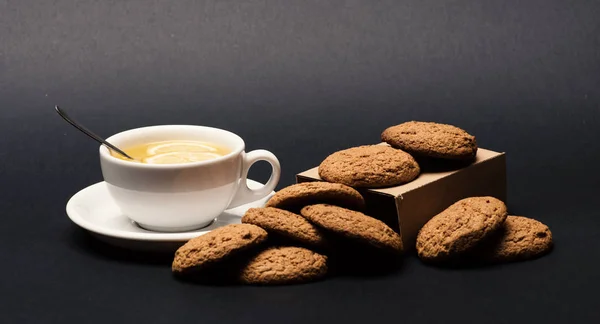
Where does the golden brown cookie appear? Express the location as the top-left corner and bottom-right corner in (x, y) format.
(416, 196), (507, 263)
(300, 204), (403, 253)
(172, 224), (267, 274)
(318, 145), (420, 188)
(239, 246), (328, 285)
(475, 216), (553, 263)
(242, 207), (327, 247)
(265, 182), (365, 211)
(381, 121), (477, 160)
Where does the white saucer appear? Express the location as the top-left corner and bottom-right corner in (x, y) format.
(66, 180), (273, 251)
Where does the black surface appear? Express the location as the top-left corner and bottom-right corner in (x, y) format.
(1, 1), (600, 323)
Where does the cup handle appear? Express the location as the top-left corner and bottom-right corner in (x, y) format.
(227, 149), (281, 209)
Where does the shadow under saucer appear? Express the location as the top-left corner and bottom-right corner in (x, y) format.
(65, 226), (176, 266)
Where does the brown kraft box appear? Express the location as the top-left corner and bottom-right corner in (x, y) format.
(296, 147), (507, 250)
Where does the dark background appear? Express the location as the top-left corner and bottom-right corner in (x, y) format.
(1, 0), (599, 323)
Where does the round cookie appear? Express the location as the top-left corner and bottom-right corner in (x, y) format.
(300, 204), (403, 253)
(318, 145), (420, 188)
(239, 246), (328, 285)
(242, 207), (327, 247)
(265, 182), (365, 211)
(475, 216), (553, 263)
(172, 224), (267, 274)
(416, 196), (507, 263)
(381, 121), (477, 160)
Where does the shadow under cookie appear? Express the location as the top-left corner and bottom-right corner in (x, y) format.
(414, 156), (476, 173)
(325, 239), (405, 277)
(418, 256), (499, 271)
(418, 250), (554, 271)
(172, 266), (240, 286)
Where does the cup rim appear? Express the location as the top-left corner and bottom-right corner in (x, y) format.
(99, 124), (245, 169)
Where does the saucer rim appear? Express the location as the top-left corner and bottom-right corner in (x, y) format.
(66, 180), (272, 242)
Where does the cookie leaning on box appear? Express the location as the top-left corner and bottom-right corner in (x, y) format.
(318, 145), (420, 188)
(416, 197), (507, 263)
(381, 121), (477, 161)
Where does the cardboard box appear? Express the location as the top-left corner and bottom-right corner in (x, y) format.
(296, 148), (507, 250)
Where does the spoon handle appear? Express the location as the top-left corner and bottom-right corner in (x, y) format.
(54, 105), (134, 160)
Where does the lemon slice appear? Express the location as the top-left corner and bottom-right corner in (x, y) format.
(143, 152), (222, 164)
(147, 141), (218, 155)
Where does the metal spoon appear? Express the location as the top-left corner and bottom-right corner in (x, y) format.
(55, 105), (135, 161)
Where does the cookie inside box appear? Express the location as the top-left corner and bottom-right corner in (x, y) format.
(296, 148), (507, 251)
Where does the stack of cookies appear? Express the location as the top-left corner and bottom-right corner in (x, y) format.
(318, 121), (478, 189)
(416, 196), (553, 265)
(172, 182), (403, 285)
(316, 121), (553, 266)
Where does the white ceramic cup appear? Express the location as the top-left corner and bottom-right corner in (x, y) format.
(99, 125), (281, 232)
